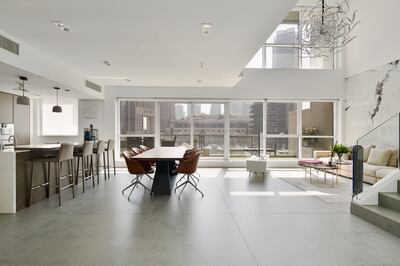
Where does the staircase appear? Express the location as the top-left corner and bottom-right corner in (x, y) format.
(351, 180), (400, 237)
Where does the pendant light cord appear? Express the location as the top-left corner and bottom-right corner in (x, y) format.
(321, 0), (325, 25)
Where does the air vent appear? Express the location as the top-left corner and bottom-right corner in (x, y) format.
(0, 34), (19, 55)
(85, 80), (102, 93)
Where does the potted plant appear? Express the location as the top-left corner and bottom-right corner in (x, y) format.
(329, 144), (351, 162)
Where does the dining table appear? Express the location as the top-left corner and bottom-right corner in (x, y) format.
(133, 147), (186, 195)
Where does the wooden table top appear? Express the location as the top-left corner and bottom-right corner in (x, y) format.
(134, 147), (187, 161)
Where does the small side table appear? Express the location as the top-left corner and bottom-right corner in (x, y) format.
(246, 157), (267, 179)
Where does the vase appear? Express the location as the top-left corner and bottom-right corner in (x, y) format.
(337, 153), (343, 162)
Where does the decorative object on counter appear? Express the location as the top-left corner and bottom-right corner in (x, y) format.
(52, 87), (62, 113)
(296, 0), (359, 58)
(16, 76), (30, 105)
(329, 143), (351, 162)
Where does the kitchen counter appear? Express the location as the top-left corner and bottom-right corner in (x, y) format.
(1, 142), (104, 213)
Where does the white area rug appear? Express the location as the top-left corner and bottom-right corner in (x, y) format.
(271, 169), (353, 204)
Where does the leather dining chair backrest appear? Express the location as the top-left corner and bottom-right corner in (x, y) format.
(139, 145), (150, 151)
(59, 143), (74, 161)
(184, 147), (200, 157)
(82, 141), (94, 157)
(177, 151), (201, 175)
(131, 147), (143, 155)
(122, 150), (147, 175)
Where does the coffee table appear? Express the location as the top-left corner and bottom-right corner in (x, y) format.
(303, 162), (339, 187)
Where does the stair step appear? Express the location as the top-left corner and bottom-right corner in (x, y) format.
(351, 203), (400, 238)
(379, 192), (400, 212)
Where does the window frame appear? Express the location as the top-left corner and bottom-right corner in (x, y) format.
(116, 98), (338, 160)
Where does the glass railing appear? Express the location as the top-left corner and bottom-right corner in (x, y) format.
(353, 113), (400, 195)
(246, 43), (336, 70)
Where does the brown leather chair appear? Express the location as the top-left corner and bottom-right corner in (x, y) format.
(131, 147), (143, 155)
(122, 151), (153, 200)
(131, 147), (154, 179)
(174, 151), (203, 199)
(176, 147), (201, 185)
(139, 145), (150, 151)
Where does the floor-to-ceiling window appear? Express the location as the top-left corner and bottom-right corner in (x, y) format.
(193, 103), (225, 158)
(229, 102), (263, 159)
(301, 101), (335, 158)
(159, 102), (191, 147)
(117, 99), (338, 160)
(266, 102), (298, 158)
(119, 100), (156, 153)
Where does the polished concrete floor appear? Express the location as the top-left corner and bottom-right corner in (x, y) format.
(0, 168), (399, 266)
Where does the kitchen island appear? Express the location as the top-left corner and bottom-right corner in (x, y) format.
(0, 143), (102, 213)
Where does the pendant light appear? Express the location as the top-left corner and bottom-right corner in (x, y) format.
(16, 76), (30, 105)
(52, 87), (62, 113)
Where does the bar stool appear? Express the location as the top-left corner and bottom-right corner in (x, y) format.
(74, 141), (95, 193)
(105, 139), (116, 179)
(29, 143), (75, 207)
(93, 140), (107, 183)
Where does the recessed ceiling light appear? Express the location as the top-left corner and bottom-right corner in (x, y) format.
(201, 23), (212, 34)
(51, 21), (71, 32)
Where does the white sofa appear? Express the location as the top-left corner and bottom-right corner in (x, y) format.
(313, 145), (399, 184)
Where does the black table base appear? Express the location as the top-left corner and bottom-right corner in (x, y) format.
(151, 161), (177, 195)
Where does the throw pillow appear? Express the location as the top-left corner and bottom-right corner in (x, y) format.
(367, 148), (392, 166)
(388, 149), (399, 167)
(363, 145), (376, 162)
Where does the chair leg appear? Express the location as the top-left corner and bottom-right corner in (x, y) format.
(96, 154), (100, 184)
(70, 159), (75, 199)
(76, 157), (80, 185)
(82, 156), (86, 193)
(57, 162), (62, 207)
(112, 150), (116, 175)
(106, 150), (110, 179)
(103, 152), (107, 180)
(91, 155), (95, 188)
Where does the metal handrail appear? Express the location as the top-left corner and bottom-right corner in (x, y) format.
(356, 112), (400, 144)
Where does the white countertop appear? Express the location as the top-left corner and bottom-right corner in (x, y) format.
(0, 148), (29, 153)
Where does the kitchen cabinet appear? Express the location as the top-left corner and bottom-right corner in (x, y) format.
(13, 95), (30, 144)
(0, 91), (14, 123)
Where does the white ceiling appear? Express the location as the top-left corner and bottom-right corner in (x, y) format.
(0, 61), (92, 99)
(0, 0), (297, 87)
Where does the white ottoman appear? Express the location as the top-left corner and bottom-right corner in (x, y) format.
(246, 156), (267, 178)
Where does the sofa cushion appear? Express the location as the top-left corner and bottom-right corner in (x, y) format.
(376, 167), (396, 179)
(363, 145), (376, 162)
(388, 149), (399, 167)
(363, 163), (382, 177)
(367, 148), (392, 166)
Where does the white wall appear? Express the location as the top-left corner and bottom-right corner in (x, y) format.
(102, 69), (345, 160)
(31, 99), (104, 144)
(345, 0), (400, 77)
